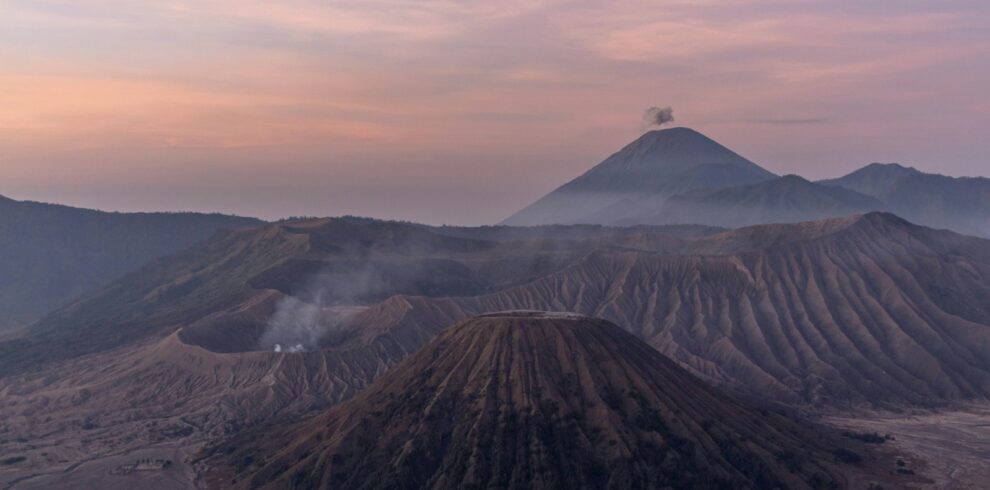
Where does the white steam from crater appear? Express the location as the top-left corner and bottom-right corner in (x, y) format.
(258, 264), (379, 353)
(260, 297), (325, 353)
(273, 343), (306, 353)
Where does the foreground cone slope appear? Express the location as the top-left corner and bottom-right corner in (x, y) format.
(207, 312), (861, 489)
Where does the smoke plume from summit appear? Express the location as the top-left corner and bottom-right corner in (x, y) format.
(644, 106), (674, 127)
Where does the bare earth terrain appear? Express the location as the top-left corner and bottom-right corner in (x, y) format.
(1, 443), (198, 490)
(204, 313), (894, 489)
(824, 403), (990, 489)
(1, 216), (988, 488)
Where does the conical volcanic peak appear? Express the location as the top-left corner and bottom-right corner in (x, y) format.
(562, 127), (776, 192)
(592, 127), (763, 177)
(207, 313), (861, 490)
(502, 127), (776, 226)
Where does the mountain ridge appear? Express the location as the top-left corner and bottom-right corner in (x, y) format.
(2, 217), (669, 375)
(0, 196), (262, 330)
(333, 212), (990, 406)
(820, 163), (990, 237)
(646, 175), (885, 228)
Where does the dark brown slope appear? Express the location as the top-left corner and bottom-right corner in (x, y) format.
(204, 313), (870, 490)
(334, 213), (990, 406)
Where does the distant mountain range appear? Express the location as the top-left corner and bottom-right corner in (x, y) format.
(820, 162), (990, 237)
(649, 174), (883, 228)
(504, 128), (990, 237)
(0, 195), (262, 331)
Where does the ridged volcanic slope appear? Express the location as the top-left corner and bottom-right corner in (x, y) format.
(205, 313), (853, 490)
(338, 213), (990, 406)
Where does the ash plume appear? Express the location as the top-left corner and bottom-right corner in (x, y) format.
(643, 106), (674, 127)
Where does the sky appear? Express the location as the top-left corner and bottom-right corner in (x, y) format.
(1, 0), (989, 224)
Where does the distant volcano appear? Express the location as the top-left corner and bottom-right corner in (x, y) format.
(504, 129), (990, 237)
(503, 127), (777, 226)
(204, 312), (869, 489)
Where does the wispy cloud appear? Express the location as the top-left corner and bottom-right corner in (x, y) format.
(1, 0), (989, 222)
(745, 117), (830, 125)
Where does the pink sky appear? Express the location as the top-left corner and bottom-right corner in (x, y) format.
(2, 0), (989, 224)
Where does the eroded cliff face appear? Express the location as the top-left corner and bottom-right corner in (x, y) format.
(340, 213), (990, 406)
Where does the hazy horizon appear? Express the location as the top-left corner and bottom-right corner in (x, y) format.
(3, 0), (989, 225)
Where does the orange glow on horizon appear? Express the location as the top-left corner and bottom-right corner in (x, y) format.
(2, 0), (988, 223)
